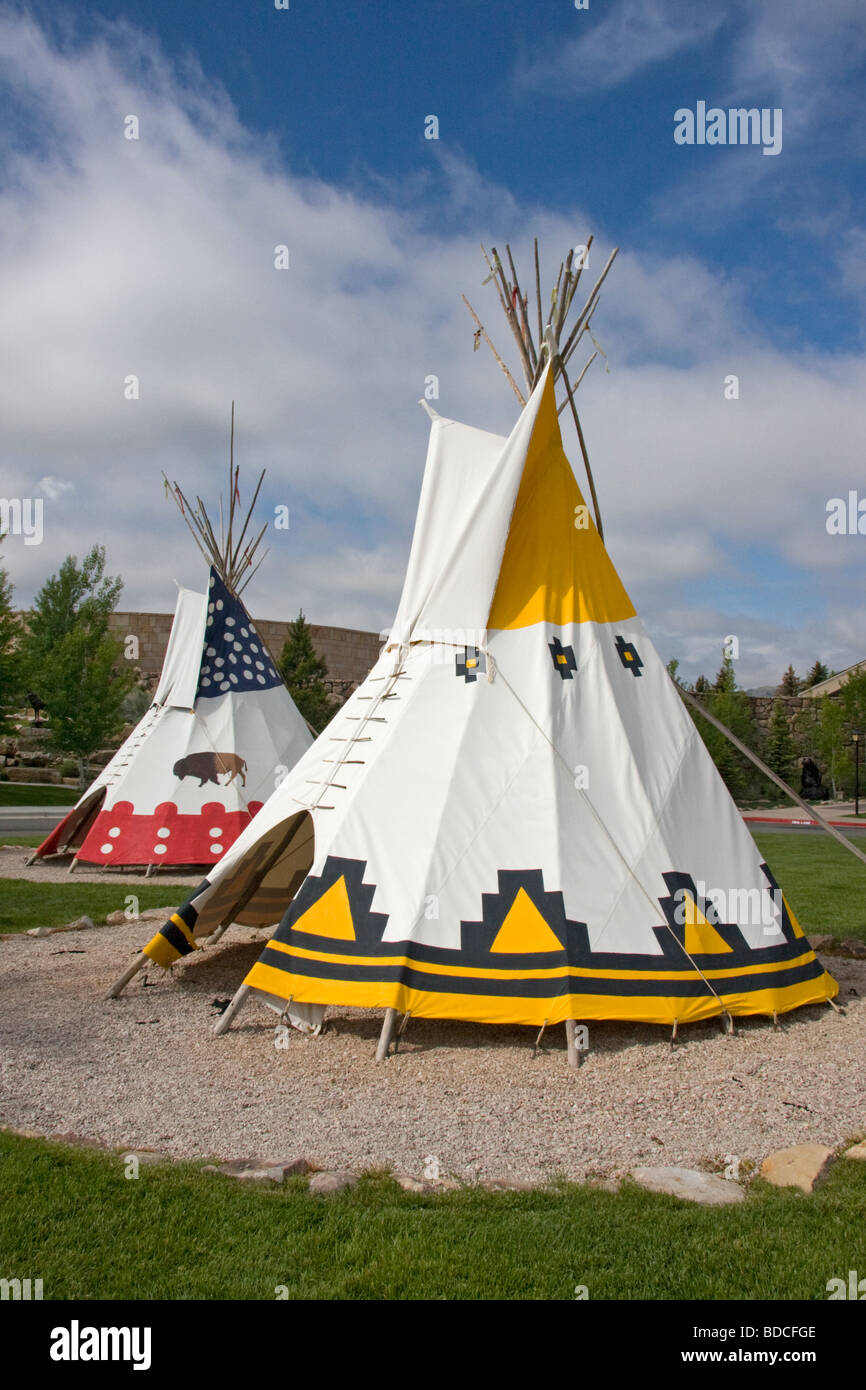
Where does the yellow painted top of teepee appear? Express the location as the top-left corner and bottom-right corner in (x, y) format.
(487, 371), (635, 631)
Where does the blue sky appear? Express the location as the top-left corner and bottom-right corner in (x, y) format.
(61, 0), (863, 353)
(1, 0), (865, 685)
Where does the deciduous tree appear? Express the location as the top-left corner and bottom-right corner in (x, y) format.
(21, 546), (132, 783)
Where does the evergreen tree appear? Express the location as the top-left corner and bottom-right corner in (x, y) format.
(688, 654), (766, 802)
(713, 655), (737, 692)
(21, 547), (132, 783)
(777, 664), (801, 695)
(804, 660), (830, 689)
(0, 537), (23, 729)
(277, 611), (334, 733)
(766, 698), (796, 783)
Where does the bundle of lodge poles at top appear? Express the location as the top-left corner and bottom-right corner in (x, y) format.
(162, 402), (269, 597)
(461, 235), (619, 543)
(463, 234), (866, 876)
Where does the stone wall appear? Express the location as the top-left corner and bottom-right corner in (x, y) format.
(748, 694), (809, 733)
(107, 611), (382, 692)
(690, 693), (809, 733)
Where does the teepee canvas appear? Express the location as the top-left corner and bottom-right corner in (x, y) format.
(33, 566), (312, 869)
(37, 417), (312, 875)
(136, 362), (836, 1041)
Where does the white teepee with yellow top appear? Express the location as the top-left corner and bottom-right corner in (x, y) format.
(137, 360), (836, 1047)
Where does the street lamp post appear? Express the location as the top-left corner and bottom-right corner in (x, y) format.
(854, 732), (862, 817)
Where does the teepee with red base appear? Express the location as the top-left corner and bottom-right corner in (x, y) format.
(32, 412), (312, 873)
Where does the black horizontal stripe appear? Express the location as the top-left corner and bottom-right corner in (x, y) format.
(160, 921), (195, 958)
(283, 927), (812, 974)
(256, 946), (825, 1000)
(174, 901), (199, 931)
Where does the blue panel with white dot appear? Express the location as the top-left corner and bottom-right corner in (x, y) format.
(197, 568), (282, 698)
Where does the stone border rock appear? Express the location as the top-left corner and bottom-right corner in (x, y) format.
(808, 934), (866, 960)
(3, 1126), (864, 1202)
(760, 1143), (836, 1193)
(18, 907), (177, 939)
(630, 1166), (745, 1205)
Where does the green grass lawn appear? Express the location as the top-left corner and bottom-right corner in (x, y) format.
(2, 841), (864, 1302)
(0, 831), (862, 938)
(0, 1133), (864, 1300)
(0, 834), (43, 848)
(0, 782), (81, 805)
(0, 880), (180, 933)
(751, 831), (866, 940)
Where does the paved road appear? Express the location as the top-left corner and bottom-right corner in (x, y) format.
(0, 807), (69, 835)
(746, 820), (866, 837)
(3, 805), (865, 841)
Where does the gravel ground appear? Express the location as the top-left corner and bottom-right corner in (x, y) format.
(0, 920), (863, 1184)
(0, 846), (201, 888)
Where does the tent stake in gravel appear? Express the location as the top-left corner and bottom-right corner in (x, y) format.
(213, 983), (251, 1036)
(375, 1008), (400, 1062)
(104, 952), (149, 1001)
(104, 922), (229, 1002)
(565, 1019), (582, 1069)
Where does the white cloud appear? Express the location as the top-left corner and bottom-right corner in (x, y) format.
(0, 13), (863, 690)
(516, 0), (723, 93)
(837, 226), (866, 315)
(728, 0), (866, 125)
(36, 476), (75, 502)
(649, 0), (866, 234)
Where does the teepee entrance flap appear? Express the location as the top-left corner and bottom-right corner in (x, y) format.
(153, 587), (208, 709)
(388, 367), (551, 647)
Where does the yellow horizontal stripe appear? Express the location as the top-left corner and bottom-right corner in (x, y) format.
(265, 937), (818, 983)
(142, 932), (181, 968)
(244, 960), (838, 1028)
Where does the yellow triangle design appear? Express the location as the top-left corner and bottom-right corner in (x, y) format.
(682, 894), (733, 955)
(490, 888), (563, 954)
(294, 875), (356, 941)
(487, 371), (636, 631)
